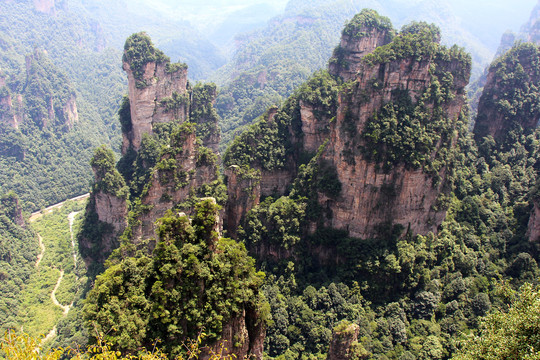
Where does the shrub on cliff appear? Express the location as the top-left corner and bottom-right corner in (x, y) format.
(123, 32), (170, 82)
(83, 199), (266, 356)
(90, 145), (128, 199)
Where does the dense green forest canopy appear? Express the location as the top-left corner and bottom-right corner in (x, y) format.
(0, 1), (125, 211)
(1, 2), (540, 360)
(220, 14), (540, 358)
(83, 199), (266, 356)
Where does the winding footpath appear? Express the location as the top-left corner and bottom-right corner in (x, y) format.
(29, 197), (86, 343)
(35, 234), (45, 268)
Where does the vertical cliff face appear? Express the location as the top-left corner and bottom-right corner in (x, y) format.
(319, 35), (469, 238)
(131, 125), (219, 243)
(521, 0), (540, 43)
(122, 33), (189, 153)
(0, 86), (22, 129)
(80, 146), (128, 266)
(327, 323), (361, 360)
(225, 11), (471, 250)
(190, 83), (221, 153)
(474, 43), (540, 143)
(24, 50), (78, 129)
(90, 33), (222, 253)
(92, 191), (128, 235)
(528, 199), (540, 244)
(329, 9), (394, 82)
(0, 192), (25, 228)
(204, 307), (265, 360)
(62, 94), (78, 129)
(224, 165), (261, 239)
(528, 180), (540, 244)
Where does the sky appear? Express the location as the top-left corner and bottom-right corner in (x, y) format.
(134, 0), (289, 31)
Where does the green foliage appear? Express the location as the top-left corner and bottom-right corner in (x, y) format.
(1, 329), (232, 359)
(13, 199), (87, 342)
(342, 9), (394, 39)
(190, 83), (220, 146)
(453, 282), (540, 360)
(23, 49), (75, 129)
(84, 199), (266, 356)
(363, 22), (444, 65)
(165, 62), (188, 74)
(239, 196), (306, 250)
(289, 144), (342, 220)
(160, 91), (189, 113)
(214, 2), (353, 152)
(360, 40), (471, 175)
(475, 42), (540, 143)
(91, 146), (129, 199)
(223, 70), (339, 171)
(0, 1), (126, 212)
(0, 193), (37, 333)
(122, 32), (169, 83)
(118, 95), (132, 134)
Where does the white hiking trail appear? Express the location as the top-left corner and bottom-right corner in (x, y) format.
(35, 234), (45, 268)
(50, 269), (71, 315)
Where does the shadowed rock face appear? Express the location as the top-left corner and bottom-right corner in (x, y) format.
(93, 191), (128, 235)
(122, 60), (189, 153)
(327, 323), (360, 360)
(474, 44), (540, 143)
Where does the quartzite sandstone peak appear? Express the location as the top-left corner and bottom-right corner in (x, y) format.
(225, 10), (471, 242)
(320, 21), (469, 239)
(474, 43), (540, 143)
(121, 33), (189, 153)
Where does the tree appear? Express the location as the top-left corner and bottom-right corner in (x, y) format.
(453, 282), (540, 360)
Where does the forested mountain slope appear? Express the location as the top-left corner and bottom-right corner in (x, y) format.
(0, 0), (226, 211)
(212, 0), (535, 151)
(61, 8), (540, 359)
(0, 0), (124, 211)
(220, 10), (540, 359)
(1, 2), (540, 360)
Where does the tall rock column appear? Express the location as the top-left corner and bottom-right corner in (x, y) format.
(329, 9), (394, 81)
(121, 32), (189, 153)
(327, 323), (364, 360)
(79, 146), (128, 266)
(319, 20), (470, 239)
(474, 43), (540, 143)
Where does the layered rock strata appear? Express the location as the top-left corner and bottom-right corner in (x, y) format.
(320, 55), (468, 238)
(131, 127), (219, 243)
(122, 58), (188, 153)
